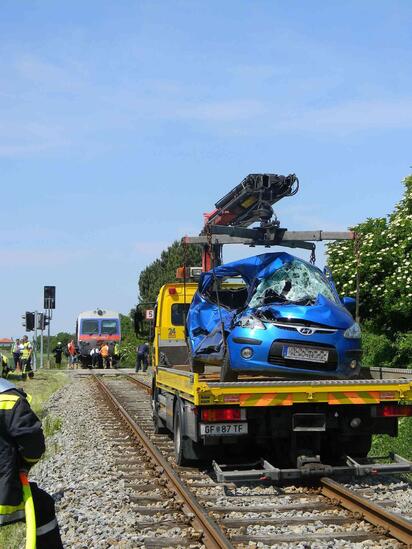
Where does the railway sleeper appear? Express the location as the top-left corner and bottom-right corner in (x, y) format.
(231, 531), (386, 545)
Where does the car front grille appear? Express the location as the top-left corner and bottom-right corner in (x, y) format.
(268, 340), (338, 372)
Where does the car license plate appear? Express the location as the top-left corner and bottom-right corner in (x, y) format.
(283, 345), (329, 363)
(200, 422), (248, 436)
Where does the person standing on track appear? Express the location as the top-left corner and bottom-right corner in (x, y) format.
(21, 335), (33, 381)
(12, 339), (22, 373)
(0, 377), (63, 548)
(135, 342), (149, 373)
(112, 342), (120, 369)
(67, 339), (76, 369)
(90, 345), (100, 369)
(100, 342), (110, 369)
(52, 342), (64, 367)
(0, 353), (11, 378)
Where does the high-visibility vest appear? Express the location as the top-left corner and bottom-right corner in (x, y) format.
(101, 345), (109, 358)
(114, 343), (119, 355)
(21, 343), (32, 360)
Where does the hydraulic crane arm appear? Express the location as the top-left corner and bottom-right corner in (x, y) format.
(183, 173), (354, 271)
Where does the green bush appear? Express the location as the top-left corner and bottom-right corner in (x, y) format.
(361, 331), (396, 367)
(392, 332), (412, 368)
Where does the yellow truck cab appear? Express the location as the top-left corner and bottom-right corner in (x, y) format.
(153, 282), (197, 368)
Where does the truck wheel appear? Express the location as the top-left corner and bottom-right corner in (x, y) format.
(347, 434), (372, 459)
(174, 403), (204, 465)
(220, 354), (238, 382)
(323, 434), (372, 462)
(152, 387), (167, 434)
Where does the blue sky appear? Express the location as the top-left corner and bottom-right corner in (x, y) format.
(1, 1), (411, 337)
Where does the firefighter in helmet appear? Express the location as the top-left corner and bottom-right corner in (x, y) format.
(0, 377), (63, 547)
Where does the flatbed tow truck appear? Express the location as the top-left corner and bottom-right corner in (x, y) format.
(150, 173), (412, 480)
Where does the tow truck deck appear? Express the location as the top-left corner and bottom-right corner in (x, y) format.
(153, 366), (412, 479)
(156, 366), (412, 407)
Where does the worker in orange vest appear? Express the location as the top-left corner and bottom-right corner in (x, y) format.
(100, 342), (110, 369)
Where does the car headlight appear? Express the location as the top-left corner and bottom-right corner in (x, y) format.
(344, 322), (361, 339)
(236, 315), (266, 330)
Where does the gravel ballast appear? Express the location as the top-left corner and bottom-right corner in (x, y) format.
(28, 375), (412, 549)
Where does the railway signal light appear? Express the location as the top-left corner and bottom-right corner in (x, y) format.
(37, 313), (49, 330)
(44, 286), (56, 309)
(25, 312), (35, 332)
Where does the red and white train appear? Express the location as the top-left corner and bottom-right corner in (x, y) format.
(76, 309), (121, 367)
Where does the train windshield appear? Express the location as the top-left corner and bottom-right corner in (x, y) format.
(81, 319), (99, 335)
(101, 319), (119, 335)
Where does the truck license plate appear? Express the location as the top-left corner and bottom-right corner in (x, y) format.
(200, 423), (248, 436)
(283, 345), (329, 363)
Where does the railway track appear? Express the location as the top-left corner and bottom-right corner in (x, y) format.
(92, 373), (412, 548)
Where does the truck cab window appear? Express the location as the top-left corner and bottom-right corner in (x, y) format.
(171, 304), (190, 326)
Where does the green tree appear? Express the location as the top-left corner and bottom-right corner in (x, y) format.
(119, 313), (139, 366)
(138, 240), (202, 304)
(327, 175), (412, 334)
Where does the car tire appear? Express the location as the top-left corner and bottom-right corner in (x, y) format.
(220, 353), (238, 382)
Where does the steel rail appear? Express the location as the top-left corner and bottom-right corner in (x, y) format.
(124, 374), (152, 395)
(321, 477), (412, 547)
(93, 375), (232, 549)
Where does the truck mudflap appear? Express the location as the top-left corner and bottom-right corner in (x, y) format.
(212, 453), (412, 483)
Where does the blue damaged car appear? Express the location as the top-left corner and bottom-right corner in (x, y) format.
(186, 252), (361, 381)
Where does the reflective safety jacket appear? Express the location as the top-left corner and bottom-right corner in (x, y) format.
(21, 342), (32, 360)
(0, 378), (45, 524)
(100, 344), (109, 358)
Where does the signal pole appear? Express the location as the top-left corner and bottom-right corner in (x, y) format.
(40, 318), (44, 369)
(44, 286), (56, 369)
(32, 311), (38, 372)
(47, 310), (51, 368)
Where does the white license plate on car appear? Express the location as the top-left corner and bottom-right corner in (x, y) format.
(283, 345), (329, 363)
(200, 423), (248, 436)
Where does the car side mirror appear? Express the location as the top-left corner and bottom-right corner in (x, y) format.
(342, 296), (356, 314)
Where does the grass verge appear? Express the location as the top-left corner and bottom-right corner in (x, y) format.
(0, 370), (68, 549)
(372, 418), (412, 460)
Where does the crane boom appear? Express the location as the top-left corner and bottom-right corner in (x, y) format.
(183, 173), (354, 271)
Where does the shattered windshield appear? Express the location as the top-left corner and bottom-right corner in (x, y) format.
(248, 259), (339, 307)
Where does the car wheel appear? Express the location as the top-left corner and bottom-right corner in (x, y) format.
(220, 353), (238, 382)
